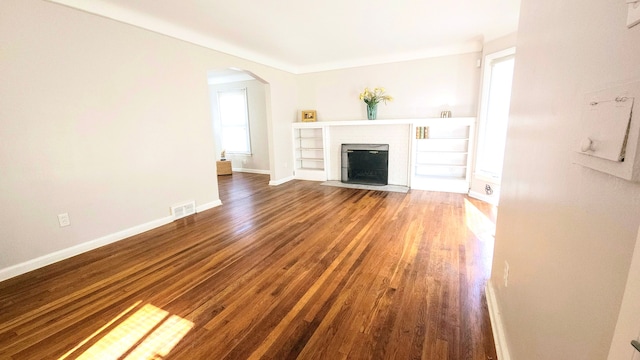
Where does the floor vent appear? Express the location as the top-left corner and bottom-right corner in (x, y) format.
(171, 201), (196, 220)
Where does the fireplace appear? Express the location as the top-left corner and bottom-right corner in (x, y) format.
(341, 144), (389, 186)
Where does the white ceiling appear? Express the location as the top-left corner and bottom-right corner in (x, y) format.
(49, 0), (521, 74)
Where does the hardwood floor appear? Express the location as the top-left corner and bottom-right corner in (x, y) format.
(0, 172), (498, 359)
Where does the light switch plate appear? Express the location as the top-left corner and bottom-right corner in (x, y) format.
(628, 1), (640, 28)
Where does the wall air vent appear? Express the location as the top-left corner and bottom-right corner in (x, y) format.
(171, 200), (196, 220)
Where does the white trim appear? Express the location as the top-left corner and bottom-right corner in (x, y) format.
(294, 169), (327, 182)
(293, 117), (476, 128)
(46, 1), (483, 74)
(0, 199), (224, 282)
(486, 281), (512, 360)
(468, 190), (499, 205)
(269, 176), (294, 186)
(46, 0), (297, 73)
(196, 200), (223, 213)
(295, 44), (482, 74)
(471, 47), (515, 194)
(474, 172), (501, 184)
(232, 168), (271, 175)
(411, 179), (470, 194)
(0, 215), (173, 282)
(208, 72), (255, 85)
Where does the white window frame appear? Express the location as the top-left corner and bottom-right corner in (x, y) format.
(217, 88), (252, 155)
(475, 47), (516, 182)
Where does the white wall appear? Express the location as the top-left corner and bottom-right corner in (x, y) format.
(482, 32), (517, 57)
(209, 80), (270, 173)
(0, 0), (297, 277)
(492, 1), (640, 359)
(296, 53), (481, 121)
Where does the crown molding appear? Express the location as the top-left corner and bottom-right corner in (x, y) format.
(47, 0), (484, 74)
(295, 42), (483, 74)
(46, 0), (299, 73)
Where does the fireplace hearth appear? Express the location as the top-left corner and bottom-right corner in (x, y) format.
(341, 144), (389, 186)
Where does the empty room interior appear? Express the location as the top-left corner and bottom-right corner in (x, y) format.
(2, 1), (640, 359)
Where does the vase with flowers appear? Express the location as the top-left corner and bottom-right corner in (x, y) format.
(359, 87), (393, 120)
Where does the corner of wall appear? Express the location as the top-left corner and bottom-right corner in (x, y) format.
(269, 175), (294, 186)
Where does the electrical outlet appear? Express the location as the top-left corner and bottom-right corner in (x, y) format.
(503, 261), (510, 287)
(58, 213), (70, 227)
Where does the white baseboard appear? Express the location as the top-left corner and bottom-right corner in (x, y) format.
(0, 200), (224, 282)
(411, 178), (468, 193)
(486, 281), (511, 360)
(0, 215), (173, 282)
(231, 168), (270, 175)
(196, 199), (223, 213)
(269, 176), (294, 186)
(469, 190), (499, 205)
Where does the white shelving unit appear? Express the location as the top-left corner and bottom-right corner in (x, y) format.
(411, 118), (475, 193)
(293, 123), (327, 181)
(291, 118), (475, 192)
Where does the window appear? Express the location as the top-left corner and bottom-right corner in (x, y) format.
(476, 49), (515, 180)
(217, 89), (251, 154)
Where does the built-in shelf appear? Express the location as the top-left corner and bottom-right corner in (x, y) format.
(411, 118), (474, 193)
(293, 124), (326, 181)
(292, 118), (475, 193)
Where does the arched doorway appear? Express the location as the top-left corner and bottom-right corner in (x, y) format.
(207, 68), (274, 202)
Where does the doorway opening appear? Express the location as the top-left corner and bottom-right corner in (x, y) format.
(207, 68), (272, 202)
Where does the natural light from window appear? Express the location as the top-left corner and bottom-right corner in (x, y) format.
(476, 54), (515, 180)
(218, 88), (251, 154)
(463, 198), (496, 273)
(58, 301), (193, 360)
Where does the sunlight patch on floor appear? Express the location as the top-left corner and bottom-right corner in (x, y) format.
(463, 198), (497, 274)
(463, 198), (496, 242)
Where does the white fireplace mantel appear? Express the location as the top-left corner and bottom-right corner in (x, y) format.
(292, 118), (475, 193)
(293, 119), (418, 127)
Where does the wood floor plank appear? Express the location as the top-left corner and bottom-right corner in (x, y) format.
(0, 173), (498, 359)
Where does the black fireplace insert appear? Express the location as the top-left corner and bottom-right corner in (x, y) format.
(341, 144), (389, 186)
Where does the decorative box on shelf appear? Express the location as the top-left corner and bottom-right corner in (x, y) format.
(216, 160), (232, 175)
